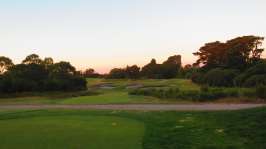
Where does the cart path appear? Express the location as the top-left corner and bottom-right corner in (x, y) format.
(0, 104), (265, 111)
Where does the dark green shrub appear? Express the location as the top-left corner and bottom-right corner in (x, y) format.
(129, 87), (239, 101)
(176, 90), (200, 100)
(242, 89), (256, 98)
(235, 62), (266, 87)
(255, 85), (266, 99)
(157, 89), (164, 98)
(0, 76), (3, 93)
(191, 72), (204, 84)
(164, 88), (178, 98)
(244, 61), (266, 77)
(225, 89), (239, 97)
(210, 88), (227, 98)
(200, 85), (209, 92)
(203, 68), (239, 87)
(198, 92), (213, 101)
(234, 74), (246, 86)
(129, 88), (156, 96)
(243, 75), (266, 87)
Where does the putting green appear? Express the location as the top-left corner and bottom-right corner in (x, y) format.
(0, 114), (144, 149)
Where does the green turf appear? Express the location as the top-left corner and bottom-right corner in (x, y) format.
(0, 107), (266, 149)
(0, 91), (162, 104)
(0, 112), (144, 149)
(60, 90), (161, 104)
(71, 78), (197, 104)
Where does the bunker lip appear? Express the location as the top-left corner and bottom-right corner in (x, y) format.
(0, 103), (265, 111)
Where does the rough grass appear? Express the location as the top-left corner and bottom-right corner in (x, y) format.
(0, 107), (266, 149)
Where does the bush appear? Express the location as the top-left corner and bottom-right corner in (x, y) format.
(242, 89), (256, 98)
(243, 75), (266, 87)
(235, 62), (266, 87)
(191, 72), (204, 84)
(224, 89), (239, 97)
(200, 85), (209, 92)
(244, 61), (266, 77)
(203, 68), (239, 87)
(177, 90), (200, 100)
(0, 77), (3, 93)
(234, 74), (246, 86)
(129, 87), (238, 101)
(255, 85), (266, 99)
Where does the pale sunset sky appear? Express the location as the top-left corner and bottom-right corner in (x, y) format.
(1, 0), (266, 73)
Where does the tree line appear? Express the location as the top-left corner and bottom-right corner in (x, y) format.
(0, 54), (87, 93)
(105, 35), (266, 88)
(107, 55), (182, 79)
(1, 35), (265, 94)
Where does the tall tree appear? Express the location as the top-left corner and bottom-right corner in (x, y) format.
(141, 59), (160, 78)
(161, 55), (182, 78)
(141, 56), (182, 79)
(43, 57), (54, 66)
(0, 55), (86, 93)
(125, 65), (140, 79)
(0, 56), (14, 74)
(22, 54), (43, 65)
(85, 68), (95, 75)
(193, 41), (227, 69)
(163, 55), (182, 66)
(83, 68), (100, 78)
(225, 36), (264, 69)
(50, 61), (76, 76)
(108, 68), (126, 79)
(193, 36), (264, 70)
(7, 64), (48, 83)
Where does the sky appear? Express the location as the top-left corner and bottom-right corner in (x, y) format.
(1, 0), (266, 73)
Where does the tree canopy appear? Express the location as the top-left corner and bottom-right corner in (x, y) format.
(22, 54), (43, 65)
(107, 55), (182, 79)
(193, 36), (264, 70)
(191, 35), (266, 87)
(0, 54), (86, 93)
(141, 55), (182, 79)
(0, 56), (14, 74)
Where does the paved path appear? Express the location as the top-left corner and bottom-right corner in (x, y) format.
(0, 104), (265, 111)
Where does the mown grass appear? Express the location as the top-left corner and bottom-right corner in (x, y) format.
(0, 91), (162, 105)
(61, 91), (162, 104)
(0, 111), (144, 149)
(0, 107), (266, 149)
